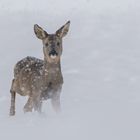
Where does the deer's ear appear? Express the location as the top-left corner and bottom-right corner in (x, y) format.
(56, 21), (70, 38)
(34, 24), (48, 39)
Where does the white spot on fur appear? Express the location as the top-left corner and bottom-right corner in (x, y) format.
(21, 87), (25, 91)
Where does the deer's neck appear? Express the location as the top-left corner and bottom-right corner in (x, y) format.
(44, 61), (61, 72)
(43, 59), (63, 85)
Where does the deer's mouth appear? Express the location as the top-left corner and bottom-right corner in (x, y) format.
(46, 55), (60, 63)
(50, 55), (57, 59)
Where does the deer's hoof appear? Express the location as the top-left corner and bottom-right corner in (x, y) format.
(9, 110), (15, 116)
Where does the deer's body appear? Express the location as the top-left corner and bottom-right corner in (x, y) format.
(13, 56), (63, 97)
(10, 21), (70, 116)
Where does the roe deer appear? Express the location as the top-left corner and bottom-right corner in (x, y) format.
(10, 21), (70, 116)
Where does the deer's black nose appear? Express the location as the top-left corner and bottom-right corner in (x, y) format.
(49, 50), (58, 56)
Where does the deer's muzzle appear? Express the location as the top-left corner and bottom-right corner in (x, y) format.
(49, 50), (58, 56)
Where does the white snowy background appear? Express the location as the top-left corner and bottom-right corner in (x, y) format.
(0, 0), (140, 139)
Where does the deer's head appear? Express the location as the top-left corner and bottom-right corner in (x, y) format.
(34, 21), (70, 64)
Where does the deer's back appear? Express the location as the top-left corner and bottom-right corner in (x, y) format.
(14, 56), (43, 77)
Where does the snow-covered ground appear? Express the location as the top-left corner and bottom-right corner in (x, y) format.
(0, 0), (140, 139)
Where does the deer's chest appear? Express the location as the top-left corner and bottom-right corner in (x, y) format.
(43, 69), (63, 86)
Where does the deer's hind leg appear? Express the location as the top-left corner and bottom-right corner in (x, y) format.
(9, 79), (16, 116)
(23, 96), (33, 113)
(32, 92), (42, 113)
(33, 95), (42, 113)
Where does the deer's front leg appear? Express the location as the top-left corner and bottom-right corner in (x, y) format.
(51, 85), (62, 113)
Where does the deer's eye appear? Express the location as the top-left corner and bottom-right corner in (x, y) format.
(57, 42), (60, 46)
